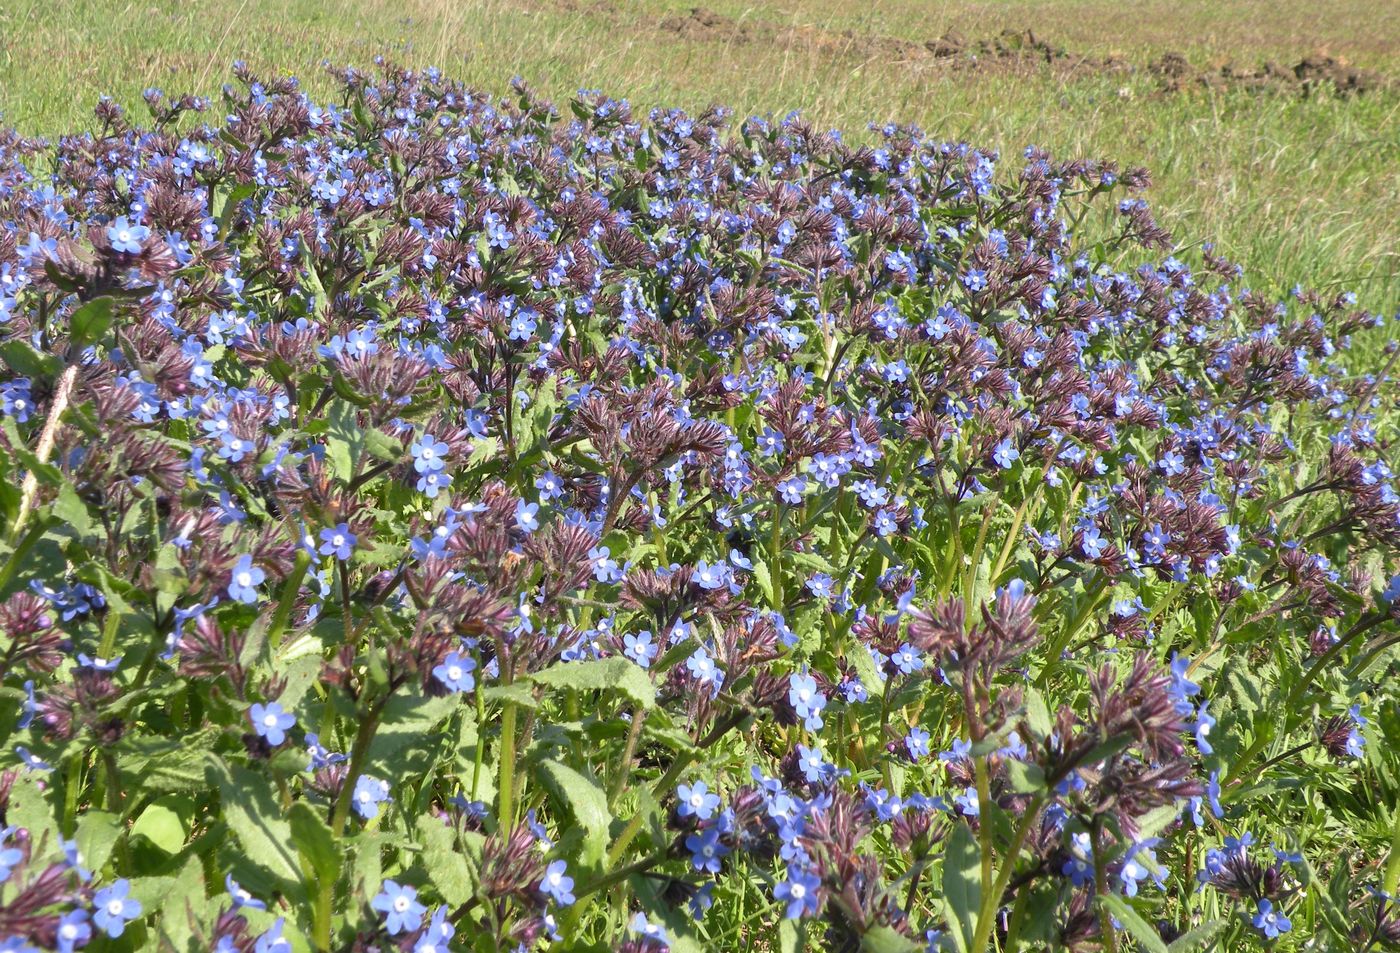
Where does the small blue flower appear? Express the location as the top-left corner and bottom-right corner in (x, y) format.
(55, 910), (92, 953)
(677, 781), (720, 820)
(107, 216), (150, 254)
(515, 499), (540, 533)
(319, 523), (357, 560)
(623, 630), (658, 668)
(228, 554), (265, 604)
(372, 880), (426, 935)
(353, 775), (391, 819)
(992, 437), (1020, 469)
(411, 434), (449, 473)
(254, 918), (292, 953)
(1252, 899), (1291, 939)
(774, 868), (821, 919)
(539, 860), (576, 906)
(890, 643), (923, 676)
(249, 702), (296, 747)
(226, 874), (267, 910)
(92, 878), (143, 938)
(432, 651), (477, 693)
(685, 827), (730, 874)
(693, 560), (730, 590)
(904, 727), (931, 761)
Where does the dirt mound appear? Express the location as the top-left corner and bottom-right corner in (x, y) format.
(1149, 50), (1387, 97)
(659, 6), (753, 43)
(552, 1), (1393, 100)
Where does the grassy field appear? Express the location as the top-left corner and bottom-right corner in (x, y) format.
(2, 0), (1397, 319)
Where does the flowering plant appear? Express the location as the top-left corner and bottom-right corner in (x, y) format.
(0, 62), (1397, 952)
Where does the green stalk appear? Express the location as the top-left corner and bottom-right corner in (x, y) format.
(498, 701), (519, 830)
(1384, 805), (1400, 897)
(969, 795), (1045, 953)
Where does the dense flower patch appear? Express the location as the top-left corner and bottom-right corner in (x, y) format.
(0, 61), (1397, 952)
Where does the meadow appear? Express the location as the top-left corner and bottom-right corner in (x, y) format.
(0, 3), (1398, 952)
(2, 0), (1399, 316)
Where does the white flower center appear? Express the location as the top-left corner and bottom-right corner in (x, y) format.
(106, 899), (125, 916)
(789, 883), (805, 899)
(262, 714), (279, 727)
(236, 571), (253, 587)
(393, 895), (410, 913)
(447, 666), (462, 681)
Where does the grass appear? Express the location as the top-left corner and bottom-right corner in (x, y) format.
(1, 0), (1397, 319)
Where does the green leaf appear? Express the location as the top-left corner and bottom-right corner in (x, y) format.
(0, 339), (62, 378)
(418, 815), (477, 906)
(1167, 919), (1226, 953)
(70, 296), (115, 348)
(1023, 686), (1053, 738)
(77, 809), (122, 873)
(288, 801), (339, 886)
(942, 821), (981, 953)
(364, 689), (458, 778)
(536, 760), (611, 872)
(325, 399), (366, 482)
(131, 796), (192, 854)
(530, 658), (656, 711)
(1003, 759), (1045, 793)
(1097, 894), (1168, 953)
(860, 926), (922, 953)
(206, 755), (300, 893)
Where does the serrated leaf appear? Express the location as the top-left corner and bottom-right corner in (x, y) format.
(530, 657), (656, 710)
(364, 689), (458, 778)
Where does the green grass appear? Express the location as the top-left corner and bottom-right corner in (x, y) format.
(2, 0), (1397, 318)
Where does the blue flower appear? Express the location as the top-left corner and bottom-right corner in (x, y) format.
(589, 545), (623, 583)
(515, 499), (540, 533)
(414, 907), (455, 952)
(889, 643), (923, 676)
(1252, 899), (1291, 939)
(904, 727), (931, 760)
(774, 868), (821, 919)
(694, 559), (730, 590)
(249, 702), (296, 746)
(788, 673), (827, 731)
(992, 437), (1020, 469)
(107, 216), (150, 254)
(1194, 700), (1215, 755)
(318, 523), (357, 560)
(777, 475), (807, 505)
(432, 651), (477, 693)
(228, 554), (265, 604)
(623, 630), (657, 668)
(372, 880), (426, 935)
(92, 878), (143, 938)
(416, 470), (452, 498)
(226, 874), (267, 910)
(411, 434), (449, 473)
(539, 859), (576, 906)
(0, 830), (22, 883)
(353, 775), (392, 819)
(685, 827), (730, 873)
(677, 781), (720, 820)
(55, 909), (92, 952)
(254, 918), (292, 953)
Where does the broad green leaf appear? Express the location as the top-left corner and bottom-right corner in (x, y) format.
(206, 755), (300, 893)
(364, 689), (458, 778)
(1097, 894), (1169, 953)
(418, 815), (477, 906)
(530, 657), (656, 710)
(131, 796), (192, 854)
(77, 809), (121, 873)
(70, 296), (115, 348)
(288, 801), (339, 886)
(942, 821), (981, 953)
(860, 926), (922, 953)
(536, 759), (611, 871)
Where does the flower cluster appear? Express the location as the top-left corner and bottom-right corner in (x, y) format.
(0, 61), (1395, 952)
